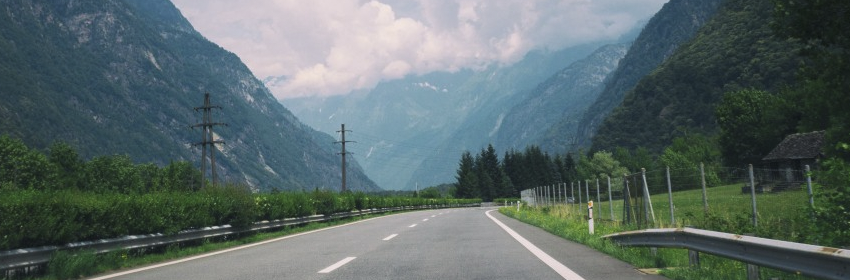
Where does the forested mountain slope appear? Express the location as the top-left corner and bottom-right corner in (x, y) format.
(572, 0), (724, 150)
(589, 0), (803, 153)
(0, 0), (378, 191)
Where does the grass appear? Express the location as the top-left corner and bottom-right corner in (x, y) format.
(573, 183), (814, 241)
(502, 184), (821, 280)
(28, 212), (394, 280)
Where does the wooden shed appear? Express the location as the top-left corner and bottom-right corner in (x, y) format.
(761, 130), (825, 183)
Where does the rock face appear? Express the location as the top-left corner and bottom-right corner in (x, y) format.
(0, 0), (379, 192)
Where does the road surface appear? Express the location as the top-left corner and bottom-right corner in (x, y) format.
(90, 207), (665, 280)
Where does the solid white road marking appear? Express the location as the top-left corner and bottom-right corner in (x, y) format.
(318, 257), (356, 273)
(485, 210), (585, 280)
(383, 234), (398, 241)
(409, 224), (417, 228)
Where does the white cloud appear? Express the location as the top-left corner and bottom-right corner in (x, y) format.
(171, 0), (667, 99)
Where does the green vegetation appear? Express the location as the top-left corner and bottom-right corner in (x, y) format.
(590, 0), (803, 153)
(501, 182), (819, 279)
(0, 136), (480, 250)
(573, 0), (724, 152)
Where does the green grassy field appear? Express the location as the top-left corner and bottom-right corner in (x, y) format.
(561, 183), (814, 240)
(502, 183), (820, 280)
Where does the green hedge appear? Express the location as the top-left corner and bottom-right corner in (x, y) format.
(0, 188), (480, 250)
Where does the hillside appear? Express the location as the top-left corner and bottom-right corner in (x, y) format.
(572, 0), (724, 150)
(589, 0), (803, 153)
(0, 0), (379, 191)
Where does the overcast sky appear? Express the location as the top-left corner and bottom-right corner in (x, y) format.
(171, 0), (668, 100)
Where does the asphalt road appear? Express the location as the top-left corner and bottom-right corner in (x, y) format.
(90, 207), (666, 280)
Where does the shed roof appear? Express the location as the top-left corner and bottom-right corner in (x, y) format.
(762, 131), (826, 161)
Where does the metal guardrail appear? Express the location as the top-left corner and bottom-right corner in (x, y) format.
(0, 204), (479, 274)
(603, 227), (850, 280)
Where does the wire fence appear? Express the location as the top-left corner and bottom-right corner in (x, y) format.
(520, 164), (817, 229)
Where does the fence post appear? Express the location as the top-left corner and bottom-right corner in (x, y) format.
(666, 166), (675, 226)
(806, 165), (814, 209)
(578, 180), (583, 207)
(608, 175), (614, 221)
(571, 182), (575, 204)
(535, 187), (539, 207)
(558, 183), (562, 205)
(623, 174), (631, 225)
(596, 178), (601, 204)
(749, 164), (758, 228)
(641, 168), (656, 225)
(700, 162), (709, 213)
(585, 180), (591, 205)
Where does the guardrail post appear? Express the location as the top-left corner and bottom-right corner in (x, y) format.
(747, 263), (760, 280)
(688, 249), (700, 268)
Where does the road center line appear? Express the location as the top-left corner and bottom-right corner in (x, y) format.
(409, 223), (417, 228)
(383, 234), (398, 241)
(422, 218), (429, 221)
(318, 257), (356, 273)
(485, 210), (585, 280)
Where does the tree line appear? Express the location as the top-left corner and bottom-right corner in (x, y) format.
(455, 145), (580, 201)
(0, 135), (202, 193)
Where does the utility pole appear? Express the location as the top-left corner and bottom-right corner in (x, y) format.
(192, 92), (226, 189)
(335, 124), (354, 192)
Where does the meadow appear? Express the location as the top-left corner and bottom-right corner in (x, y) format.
(501, 183), (820, 280)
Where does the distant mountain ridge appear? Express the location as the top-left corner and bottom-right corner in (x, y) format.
(0, 0), (379, 191)
(286, 43), (606, 190)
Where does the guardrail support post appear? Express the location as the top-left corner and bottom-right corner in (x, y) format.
(688, 249), (700, 268)
(747, 263), (760, 280)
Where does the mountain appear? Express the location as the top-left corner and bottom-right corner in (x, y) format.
(490, 43), (628, 154)
(589, 0), (803, 153)
(572, 0), (724, 150)
(0, 0), (379, 192)
(286, 43), (606, 190)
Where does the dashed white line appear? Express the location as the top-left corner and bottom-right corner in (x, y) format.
(422, 218), (429, 222)
(89, 215), (391, 280)
(318, 257), (356, 273)
(409, 224), (417, 228)
(485, 210), (585, 280)
(431, 215), (436, 218)
(383, 234), (398, 241)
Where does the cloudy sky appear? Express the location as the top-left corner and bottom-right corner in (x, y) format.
(171, 0), (668, 100)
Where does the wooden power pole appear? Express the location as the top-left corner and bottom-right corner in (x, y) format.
(192, 92), (226, 188)
(335, 124), (354, 192)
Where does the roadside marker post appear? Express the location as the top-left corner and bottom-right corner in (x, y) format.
(588, 201), (594, 235)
